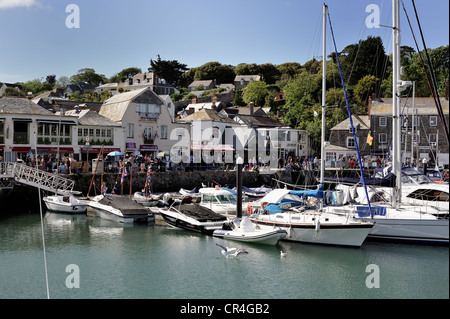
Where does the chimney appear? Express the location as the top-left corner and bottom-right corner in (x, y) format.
(192, 96), (198, 104)
(249, 102), (254, 116)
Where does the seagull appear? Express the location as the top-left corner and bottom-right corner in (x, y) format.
(280, 251), (287, 257)
(216, 243), (248, 258)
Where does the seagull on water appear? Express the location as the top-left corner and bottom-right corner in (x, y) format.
(280, 251), (287, 257)
(216, 243), (248, 258)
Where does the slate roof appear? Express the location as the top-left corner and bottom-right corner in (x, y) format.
(370, 97), (449, 115)
(64, 109), (120, 127)
(180, 108), (237, 124)
(234, 114), (285, 127)
(0, 97), (53, 115)
(330, 115), (370, 131)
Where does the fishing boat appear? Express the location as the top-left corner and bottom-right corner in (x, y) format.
(159, 201), (229, 235)
(88, 195), (155, 224)
(212, 216), (287, 245)
(43, 194), (87, 213)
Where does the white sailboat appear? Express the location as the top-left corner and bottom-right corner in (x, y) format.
(331, 0), (448, 244)
(249, 4), (375, 247)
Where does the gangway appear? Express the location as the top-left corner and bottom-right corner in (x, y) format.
(0, 162), (75, 194)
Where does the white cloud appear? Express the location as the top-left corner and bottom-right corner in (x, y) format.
(0, 0), (40, 10)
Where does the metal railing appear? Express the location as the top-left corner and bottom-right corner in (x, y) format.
(0, 162), (75, 194)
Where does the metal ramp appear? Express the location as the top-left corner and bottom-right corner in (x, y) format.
(0, 162), (75, 194)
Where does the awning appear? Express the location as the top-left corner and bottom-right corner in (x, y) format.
(11, 146), (31, 152)
(37, 119), (77, 125)
(0, 145), (4, 151)
(82, 147), (121, 154)
(140, 145), (158, 151)
(12, 118), (32, 122)
(37, 147), (74, 153)
(191, 145), (234, 151)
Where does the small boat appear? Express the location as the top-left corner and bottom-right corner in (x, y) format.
(159, 201), (229, 235)
(43, 194), (87, 213)
(198, 187), (239, 217)
(88, 195), (155, 224)
(213, 216), (287, 245)
(132, 192), (164, 207)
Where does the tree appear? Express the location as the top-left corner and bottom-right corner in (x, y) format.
(149, 55), (188, 87)
(354, 75), (378, 113)
(193, 62), (235, 84)
(242, 81), (269, 106)
(45, 75), (56, 87)
(110, 67), (142, 83)
(56, 76), (70, 88)
(70, 68), (107, 86)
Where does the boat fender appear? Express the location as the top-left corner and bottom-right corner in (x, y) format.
(315, 221), (320, 233)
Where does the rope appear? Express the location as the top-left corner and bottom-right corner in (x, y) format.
(327, 10), (374, 217)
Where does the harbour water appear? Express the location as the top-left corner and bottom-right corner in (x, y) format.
(0, 208), (448, 300)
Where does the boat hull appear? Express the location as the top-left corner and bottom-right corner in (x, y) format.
(160, 209), (226, 235)
(88, 196), (155, 224)
(212, 228), (287, 245)
(365, 218), (449, 244)
(250, 215), (373, 247)
(43, 196), (87, 214)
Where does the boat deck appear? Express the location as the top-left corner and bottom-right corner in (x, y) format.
(98, 196), (149, 215)
(175, 204), (227, 222)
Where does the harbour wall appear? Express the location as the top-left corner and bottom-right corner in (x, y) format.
(0, 170), (317, 210)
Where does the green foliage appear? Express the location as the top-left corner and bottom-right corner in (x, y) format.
(1, 87), (25, 97)
(70, 68), (107, 86)
(109, 67), (142, 83)
(242, 81), (269, 106)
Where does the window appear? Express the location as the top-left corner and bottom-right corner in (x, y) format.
(379, 133), (388, 144)
(346, 137), (358, 148)
(429, 133), (437, 144)
(430, 116), (438, 127)
(161, 125), (167, 139)
(379, 117), (387, 127)
(127, 124), (134, 138)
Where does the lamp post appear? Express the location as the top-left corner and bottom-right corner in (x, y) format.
(236, 156), (243, 218)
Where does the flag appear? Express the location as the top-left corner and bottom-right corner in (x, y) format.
(121, 168), (127, 184)
(367, 133), (374, 146)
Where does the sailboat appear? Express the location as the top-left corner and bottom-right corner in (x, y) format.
(249, 4), (375, 247)
(326, 0), (448, 244)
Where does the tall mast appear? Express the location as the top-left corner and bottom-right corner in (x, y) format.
(320, 3), (327, 211)
(392, 0), (401, 208)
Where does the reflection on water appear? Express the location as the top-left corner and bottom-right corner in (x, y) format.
(0, 210), (448, 299)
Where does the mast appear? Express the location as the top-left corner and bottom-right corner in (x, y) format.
(319, 3), (327, 211)
(392, 0), (401, 208)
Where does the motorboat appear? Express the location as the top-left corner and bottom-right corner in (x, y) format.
(132, 192), (165, 207)
(88, 195), (155, 224)
(212, 216), (286, 245)
(43, 194), (87, 214)
(159, 201), (229, 235)
(248, 188), (375, 247)
(198, 187), (239, 217)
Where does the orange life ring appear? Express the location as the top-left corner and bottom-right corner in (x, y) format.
(262, 202), (268, 209)
(247, 205), (253, 215)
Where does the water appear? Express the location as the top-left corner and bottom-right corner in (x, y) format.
(0, 209), (448, 300)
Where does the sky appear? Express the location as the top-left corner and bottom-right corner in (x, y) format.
(0, 0), (448, 84)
